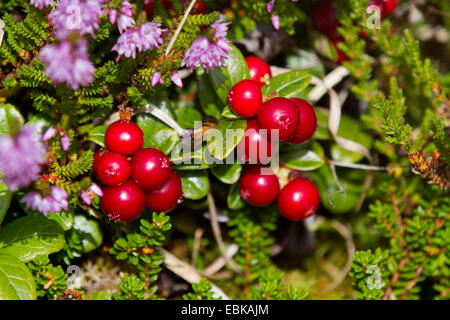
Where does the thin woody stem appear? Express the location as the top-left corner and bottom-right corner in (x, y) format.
(165, 0), (198, 56)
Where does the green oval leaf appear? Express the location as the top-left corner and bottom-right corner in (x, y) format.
(0, 104), (24, 136)
(227, 183), (246, 210)
(0, 182), (12, 228)
(179, 171), (210, 200)
(197, 68), (223, 119)
(209, 44), (249, 102)
(0, 216), (65, 262)
(280, 150), (324, 171)
(88, 125), (108, 147)
(211, 163), (242, 184)
(175, 107), (203, 129)
(262, 70), (311, 98)
(206, 119), (246, 160)
(221, 105), (240, 119)
(0, 253), (36, 300)
(72, 214), (103, 253)
(137, 113), (179, 155)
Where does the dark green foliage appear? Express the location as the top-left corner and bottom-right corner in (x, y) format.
(183, 278), (221, 300)
(27, 255), (68, 299)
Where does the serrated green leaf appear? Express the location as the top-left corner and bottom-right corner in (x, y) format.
(0, 253), (36, 300)
(0, 216), (65, 262)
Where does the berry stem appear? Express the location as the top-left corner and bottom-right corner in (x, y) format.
(165, 0), (198, 56)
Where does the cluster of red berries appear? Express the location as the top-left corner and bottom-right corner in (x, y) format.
(93, 115), (182, 222)
(313, 0), (398, 63)
(239, 165), (320, 221)
(227, 56), (318, 163)
(231, 57), (320, 221)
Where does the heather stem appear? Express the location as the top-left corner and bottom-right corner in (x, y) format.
(165, 0), (198, 56)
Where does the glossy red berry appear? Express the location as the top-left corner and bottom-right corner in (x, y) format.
(146, 172), (183, 213)
(257, 97), (300, 141)
(239, 165), (280, 206)
(383, 0), (398, 15)
(287, 98), (317, 144)
(131, 148), (172, 190)
(277, 178), (320, 221)
(313, 0), (340, 40)
(100, 180), (146, 222)
(245, 56), (272, 87)
(105, 120), (144, 156)
(92, 149), (104, 176)
(227, 80), (263, 118)
(237, 119), (274, 164)
(94, 151), (131, 187)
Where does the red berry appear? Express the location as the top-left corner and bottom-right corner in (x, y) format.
(227, 80), (263, 118)
(131, 148), (172, 190)
(100, 180), (146, 222)
(92, 149), (103, 176)
(383, 0), (398, 15)
(105, 120), (144, 156)
(313, 0), (340, 40)
(193, 1), (207, 14)
(257, 97), (300, 141)
(239, 165), (280, 206)
(277, 178), (320, 221)
(146, 172), (183, 213)
(237, 119), (274, 164)
(287, 98), (317, 144)
(94, 151), (131, 187)
(245, 56), (272, 87)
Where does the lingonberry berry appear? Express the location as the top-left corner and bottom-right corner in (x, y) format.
(313, 0), (340, 40)
(100, 180), (146, 222)
(227, 79), (263, 118)
(245, 56), (272, 87)
(257, 97), (300, 141)
(237, 119), (274, 164)
(131, 148), (172, 190)
(287, 98), (317, 144)
(277, 178), (320, 221)
(105, 120), (144, 156)
(146, 172), (183, 213)
(383, 0), (398, 15)
(94, 151), (131, 187)
(92, 149), (104, 176)
(239, 165), (280, 206)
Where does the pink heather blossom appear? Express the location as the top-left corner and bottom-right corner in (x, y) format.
(61, 135), (70, 151)
(170, 72), (183, 88)
(271, 14), (280, 30)
(112, 23), (164, 61)
(267, 0), (274, 13)
(182, 19), (232, 73)
(30, 0), (54, 9)
(120, 0), (133, 17)
(117, 14), (135, 33)
(40, 38), (95, 90)
(48, 0), (105, 37)
(89, 183), (103, 197)
(151, 71), (163, 86)
(0, 125), (46, 192)
(80, 190), (91, 205)
(21, 186), (68, 215)
(42, 126), (57, 141)
(109, 9), (118, 24)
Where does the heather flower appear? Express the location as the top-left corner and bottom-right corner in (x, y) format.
(112, 28), (141, 60)
(0, 125), (46, 192)
(89, 183), (103, 197)
(170, 72), (183, 88)
(80, 190), (91, 205)
(21, 186), (68, 215)
(48, 0), (105, 37)
(61, 135), (70, 151)
(117, 14), (135, 33)
(109, 9), (118, 24)
(182, 19), (232, 72)
(151, 71), (163, 86)
(40, 38), (95, 90)
(42, 126), (57, 141)
(120, 0), (133, 17)
(271, 14), (280, 30)
(267, 0), (274, 13)
(30, 0), (54, 9)
(138, 22), (164, 51)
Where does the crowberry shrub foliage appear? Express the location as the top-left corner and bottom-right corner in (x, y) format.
(0, 0), (448, 301)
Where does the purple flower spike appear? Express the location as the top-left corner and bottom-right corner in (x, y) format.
(89, 182), (103, 197)
(61, 135), (70, 151)
(117, 14), (135, 33)
(42, 126), (57, 141)
(151, 71), (162, 87)
(120, 1), (133, 17)
(21, 186), (68, 216)
(267, 0), (274, 13)
(109, 9), (118, 25)
(271, 14), (280, 30)
(0, 125), (47, 192)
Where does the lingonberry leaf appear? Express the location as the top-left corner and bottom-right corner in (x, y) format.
(0, 253), (36, 300)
